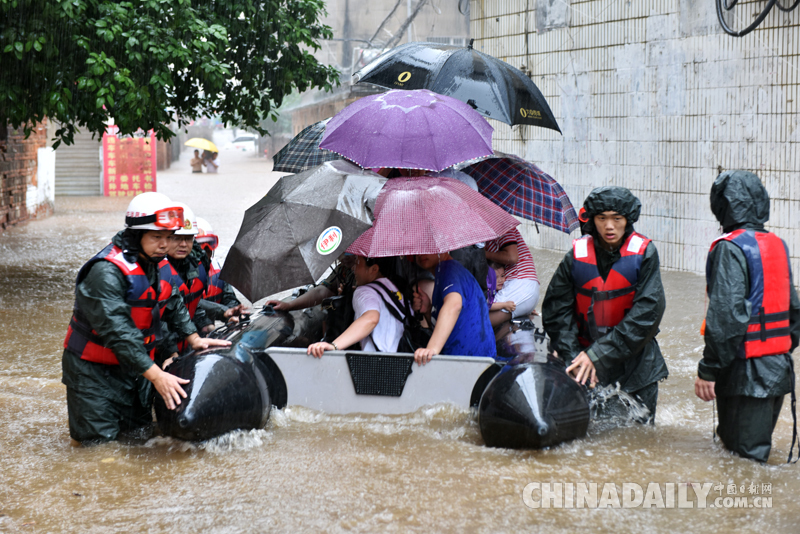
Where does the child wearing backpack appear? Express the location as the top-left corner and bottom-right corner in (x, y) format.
(307, 256), (409, 356)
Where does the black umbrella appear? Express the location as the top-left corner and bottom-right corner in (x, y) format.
(353, 40), (561, 133)
(272, 118), (342, 173)
(221, 160), (386, 302)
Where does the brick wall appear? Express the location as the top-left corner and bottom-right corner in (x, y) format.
(0, 120), (50, 231)
(470, 1), (800, 285)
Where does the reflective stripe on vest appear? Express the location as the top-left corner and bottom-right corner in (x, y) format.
(203, 261), (225, 303)
(159, 260), (209, 319)
(63, 244), (172, 365)
(572, 232), (650, 346)
(160, 259), (209, 355)
(708, 229), (792, 358)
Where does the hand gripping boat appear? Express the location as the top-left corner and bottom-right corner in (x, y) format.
(154, 307), (590, 448)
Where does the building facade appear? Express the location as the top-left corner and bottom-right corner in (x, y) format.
(471, 0), (800, 284)
(0, 121), (55, 233)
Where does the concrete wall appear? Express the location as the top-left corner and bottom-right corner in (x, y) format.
(0, 121), (53, 231)
(470, 0), (800, 285)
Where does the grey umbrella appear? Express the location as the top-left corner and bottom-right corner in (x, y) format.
(221, 160), (387, 302)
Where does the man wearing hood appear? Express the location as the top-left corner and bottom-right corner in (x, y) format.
(695, 170), (800, 463)
(62, 193), (231, 444)
(542, 186), (668, 420)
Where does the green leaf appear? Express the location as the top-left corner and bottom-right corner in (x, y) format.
(14, 41), (23, 52)
(33, 40), (42, 52)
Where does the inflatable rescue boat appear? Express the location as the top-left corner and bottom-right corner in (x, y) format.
(155, 305), (590, 448)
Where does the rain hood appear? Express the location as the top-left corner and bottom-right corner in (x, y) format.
(709, 170), (770, 232)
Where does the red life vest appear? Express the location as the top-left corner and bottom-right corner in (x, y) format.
(708, 229), (792, 358)
(203, 260), (225, 304)
(160, 258), (209, 354)
(159, 259), (208, 319)
(572, 232), (651, 346)
(63, 244), (173, 365)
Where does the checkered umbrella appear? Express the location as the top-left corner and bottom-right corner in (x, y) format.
(459, 153), (580, 234)
(346, 176), (519, 257)
(272, 119), (342, 173)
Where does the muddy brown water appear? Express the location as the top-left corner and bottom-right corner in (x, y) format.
(0, 152), (798, 532)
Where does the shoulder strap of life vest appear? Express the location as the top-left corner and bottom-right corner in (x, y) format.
(572, 232), (650, 343)
(65, 245), (169, 365)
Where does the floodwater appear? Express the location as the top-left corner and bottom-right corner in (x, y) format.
(1, 150), (798, 532)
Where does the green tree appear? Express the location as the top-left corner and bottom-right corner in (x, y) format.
(0, 0), (338, 147)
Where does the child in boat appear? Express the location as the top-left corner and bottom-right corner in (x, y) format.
(412, 252), (496, 364)
(488, 262), (516, 315)
(307, 256), (405, 356)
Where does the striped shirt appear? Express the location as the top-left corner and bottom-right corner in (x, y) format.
(485, 228), (538, 282)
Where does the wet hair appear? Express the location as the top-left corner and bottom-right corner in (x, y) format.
(364, 256), (394, 275)
(363, 256), (411, 299)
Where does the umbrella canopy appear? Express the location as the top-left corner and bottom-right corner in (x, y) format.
(220, 160), (386, 301)
(353, 41), (561, 132)
(459, 153), (580, 234)
(272, 119), (342, 173)
(347, 176), (518, 257)
(319, 89), (493, 172)
(184, 137), (219, 153)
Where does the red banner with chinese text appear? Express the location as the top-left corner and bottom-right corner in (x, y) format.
(102, 131), (157, 197)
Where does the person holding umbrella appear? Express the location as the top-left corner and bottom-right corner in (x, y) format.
(542, 186), (668, 420)
(346, 176), (518, 365)
(412, 251), (496, 364)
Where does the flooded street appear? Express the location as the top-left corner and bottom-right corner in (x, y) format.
(0, 150), (798, 532)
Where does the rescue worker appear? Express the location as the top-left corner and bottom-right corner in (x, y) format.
(695, 170), (800, 463)
(160, 204), (243, 357)
(62, 192), (231, 444)
(196, 217), (242, 327)
(542, 186), (668, 420)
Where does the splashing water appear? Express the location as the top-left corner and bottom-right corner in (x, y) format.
(588, 382), (652, 430)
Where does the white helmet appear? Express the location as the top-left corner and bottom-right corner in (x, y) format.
(173, 202), (199, 235)
(196, 217), (219, 250)
(125, 192), (184, 230)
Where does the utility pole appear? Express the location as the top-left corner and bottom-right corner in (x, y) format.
(407, 0), (412, 43)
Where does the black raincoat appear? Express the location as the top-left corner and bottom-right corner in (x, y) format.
(61, 230), (197, 443)
(543, 186), (668, 411)
(699, 170), (799, 462)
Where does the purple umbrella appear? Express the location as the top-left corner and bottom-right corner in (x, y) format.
(319, 89), (494, 172)
(346, 176), (518, 257)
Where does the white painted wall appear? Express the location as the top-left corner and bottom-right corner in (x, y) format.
(471, 0), (800, 285)
(27, 147), (55, 215)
